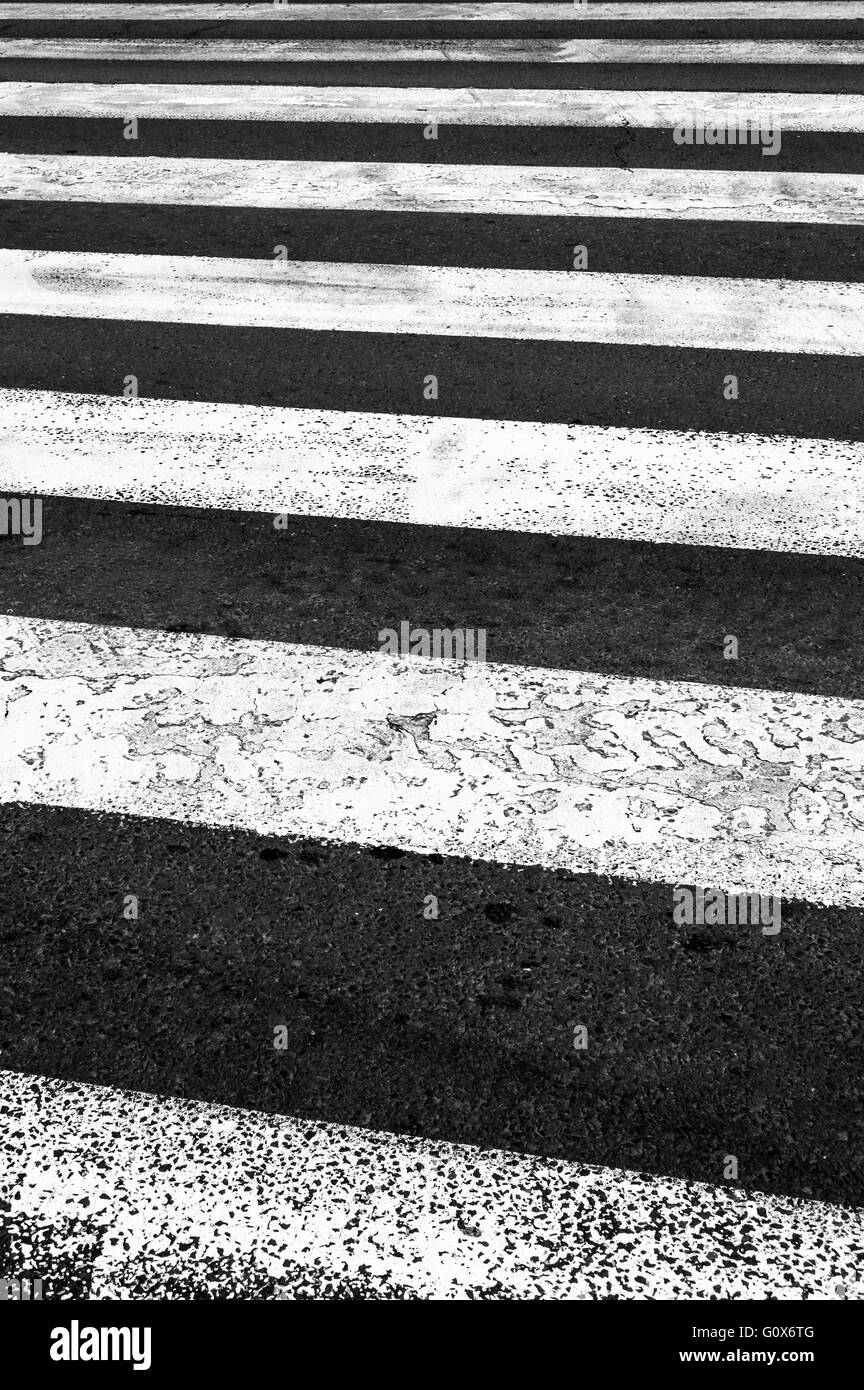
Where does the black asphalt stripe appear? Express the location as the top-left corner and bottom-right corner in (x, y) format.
(2, 498), (862, 699)
(1, 59), (862, 92)
(3, 19), (864, 38)
(2, 201), (862, 279)
(0, 318), (861, 441)
(2, 119), (861, 174)
(1, 803), (860, 1207)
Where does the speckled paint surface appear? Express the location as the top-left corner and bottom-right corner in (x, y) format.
(3, 389), (864, 556)
(1, 1071), (860, 1299)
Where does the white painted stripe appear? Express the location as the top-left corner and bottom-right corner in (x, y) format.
(1, 1070), (859, 1300)
(2, 154), (858, 225)
(2, 614), (864, 905)
(2, 3), (864, 20)
(4, 389), (864, 559)
(2, 37), (864, 61)
(2, 82), (860, 132)
(2, 5), (863, 23)
(1, 249), (861, 355)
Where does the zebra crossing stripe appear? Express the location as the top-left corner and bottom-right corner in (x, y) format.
(1, 82), (860, 131)
(3, 5), (863, 24)
(3, 154), (862, 224)
(2, 249), (863, 353)
(2, 613), (864, 905)
(2, 1069), (860, 1300)
(3, 389), (864, 557)
(2, 37), (864, 61)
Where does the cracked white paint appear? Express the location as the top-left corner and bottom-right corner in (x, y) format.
(1, 1071), (860, 1300)
(3, 615), (864, 904)
(3, 153), (862, 225)
(2, 248), (862, 354)
(1, 82), (860, 131)
(4, 389), (864, 557)
(3, 37), (864, 61)
(2, 5), (862, 21)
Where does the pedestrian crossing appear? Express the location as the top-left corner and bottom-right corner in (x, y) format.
(0, 0), (862, 1302)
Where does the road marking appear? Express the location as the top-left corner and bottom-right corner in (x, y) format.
(3, 614), (864, 904)
(2, 153), (861, 225)
(2, 37), (864, 61)
(3, 4), (863, 23)
(2, 1070), (860, 1299)
(1, 82), (860, 130)
(3, 389), (864, 557)
(1, 248), (862, 354)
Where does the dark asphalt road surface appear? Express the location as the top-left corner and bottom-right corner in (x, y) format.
(1, 800), (862, 1207)
(3, 118), (861, 172)
(4, 59), (864, 92)
(2, 497), (863, 697)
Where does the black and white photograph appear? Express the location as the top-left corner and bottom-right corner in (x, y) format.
(0, 0), (861, 1353)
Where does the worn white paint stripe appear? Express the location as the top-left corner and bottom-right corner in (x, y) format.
(3, 5), (864, 23)
(5, 388), (864, 559)
(2, 614), (864, 905)
(2, 83), (860, 131)
(0, 1071), (858, 1300)
(1, 249), (861, 355)
(3, 37), (864, 60)
(2, 154), (858, 225)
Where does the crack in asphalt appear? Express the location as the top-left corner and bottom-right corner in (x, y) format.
(613, 117), (637, 173)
